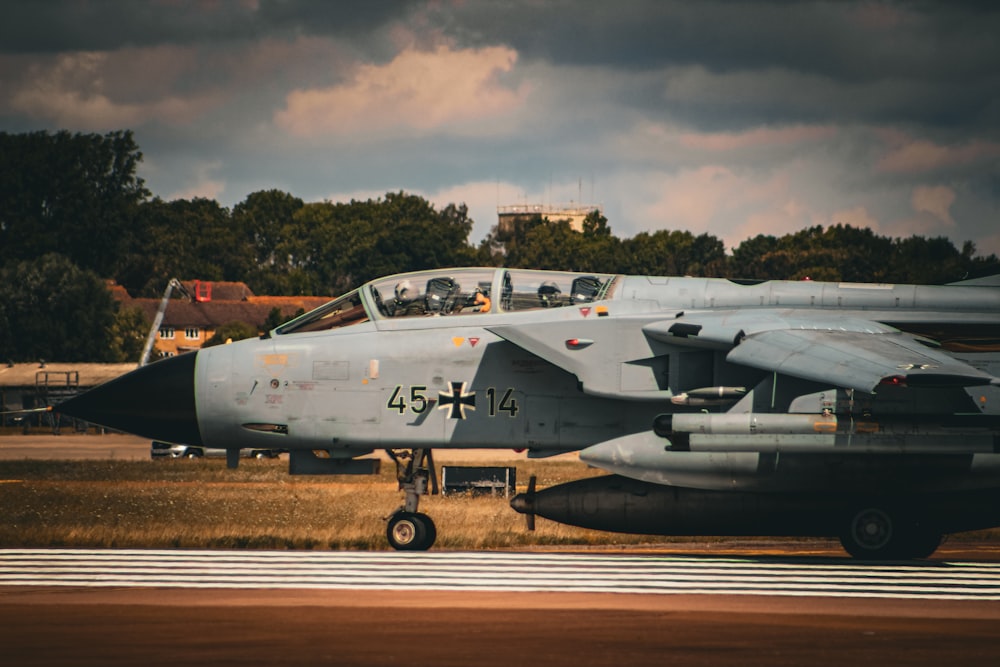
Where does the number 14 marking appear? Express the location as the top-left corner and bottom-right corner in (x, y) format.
(486, 387), (519, 417)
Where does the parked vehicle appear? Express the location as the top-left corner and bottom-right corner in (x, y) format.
(151, 441), (282, 459)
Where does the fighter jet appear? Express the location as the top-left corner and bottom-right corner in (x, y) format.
(57, 267), (1000, 558)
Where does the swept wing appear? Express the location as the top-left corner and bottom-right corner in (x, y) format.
(645, 310), (999, 391)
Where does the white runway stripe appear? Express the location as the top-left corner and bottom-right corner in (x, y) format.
(1, 549), (999, 600)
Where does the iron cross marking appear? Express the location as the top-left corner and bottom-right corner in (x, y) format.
(438, 381), (476, 420)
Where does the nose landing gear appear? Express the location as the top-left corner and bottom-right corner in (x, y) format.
(387, 511), (437, 551)
(385, 448), (439, 550)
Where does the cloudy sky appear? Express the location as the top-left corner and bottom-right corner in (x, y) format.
(2, 0), (998, 255)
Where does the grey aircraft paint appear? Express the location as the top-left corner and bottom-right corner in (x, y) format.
(58, 267), (1000, 558)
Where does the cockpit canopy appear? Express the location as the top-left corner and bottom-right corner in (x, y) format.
(274, 267), (618, 335)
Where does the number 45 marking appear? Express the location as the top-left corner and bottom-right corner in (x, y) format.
(387, 385), (429, 414)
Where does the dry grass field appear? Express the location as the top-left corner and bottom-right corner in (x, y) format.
(0, 453), (662, 550)
(1, 433), (996, 553)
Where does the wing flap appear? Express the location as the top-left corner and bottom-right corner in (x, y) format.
(644, 309), (998, 392)
(729, 328), (996, 392)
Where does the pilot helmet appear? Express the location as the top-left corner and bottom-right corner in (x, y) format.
(395, 280), (415, 301)
(538, 281), (561, 307)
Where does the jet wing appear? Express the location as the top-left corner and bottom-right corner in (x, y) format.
(728, 328), (997, 391)
(487, 318), (669, 400)
(643, 310), (998, 393)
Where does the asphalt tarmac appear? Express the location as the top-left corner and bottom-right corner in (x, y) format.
(2, 586), (999, 666)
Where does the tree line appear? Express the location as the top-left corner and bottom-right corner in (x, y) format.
(1, 130), (997, 363)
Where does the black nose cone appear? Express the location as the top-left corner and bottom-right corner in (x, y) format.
(57, 352), (202, 446)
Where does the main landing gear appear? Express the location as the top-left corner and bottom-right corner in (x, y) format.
(385, 448), (439, 550)
(838, 504), (943, 560)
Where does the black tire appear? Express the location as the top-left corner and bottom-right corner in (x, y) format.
(901, 529), (943, 559)
(839, 506), (942, 560)
(386, 511), (436, 551)
(184, 448), (202, 459)
(416, 512), (437, 549)
(387, 512), (427, 551)
(840, 507), (896, 559)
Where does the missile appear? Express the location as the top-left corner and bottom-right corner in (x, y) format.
(670, 386), (746, 406)
(671, 412), (839, 435)
(655, 412), (1000, 453)
(580, 428), (1000, 492)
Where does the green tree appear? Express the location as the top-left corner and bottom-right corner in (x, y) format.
(231, 190), (305, 295)
(270, 192), (479, 295)
(351, 193), (477, 284)
(622, 230), (726, 276)
(504, 219), (584, 270)
(888, 235), (975, 284)
(729, 234), (779, 279)
(490, 216), (623, 272)
(0, 130), (149, 278)
(122, 197), (247, 296)
(0, 254), (119, 361)
(105, 304), (150, 363)
(582, 209), (612, 238)
(481, 213), (545, 263)
(204, 321), (259, 347)
(962, 241), (1000, 281)
(574, 210), (625, 271)
(263, 306), (304, 332)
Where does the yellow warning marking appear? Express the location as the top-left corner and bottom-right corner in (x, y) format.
(452, 337), (465, 347)
(261, 354), (289, 366)
(813, 419), (837, 433)
(854, 421), (880, 434)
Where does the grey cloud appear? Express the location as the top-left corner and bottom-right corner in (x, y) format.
(3, 0), (999, 255)
(434, 1), (1000, 82)
(650, 66), (1000, 135)
(8, 1), (998, 135)
(431, 1), (1000, 132)
(0, 0), (423, 54)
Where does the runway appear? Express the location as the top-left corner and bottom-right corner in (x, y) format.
(3, 548), (1000, 601)
(3, 550), (1000, 667)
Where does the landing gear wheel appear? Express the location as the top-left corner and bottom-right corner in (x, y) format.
(905, 531), (943, 559)
(387, 511), (436, 551)
(839, 507), (941, 560)
(840, 507), (895, 559)
(385, 448), (439, 550)
(419, 512), (437, 548)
